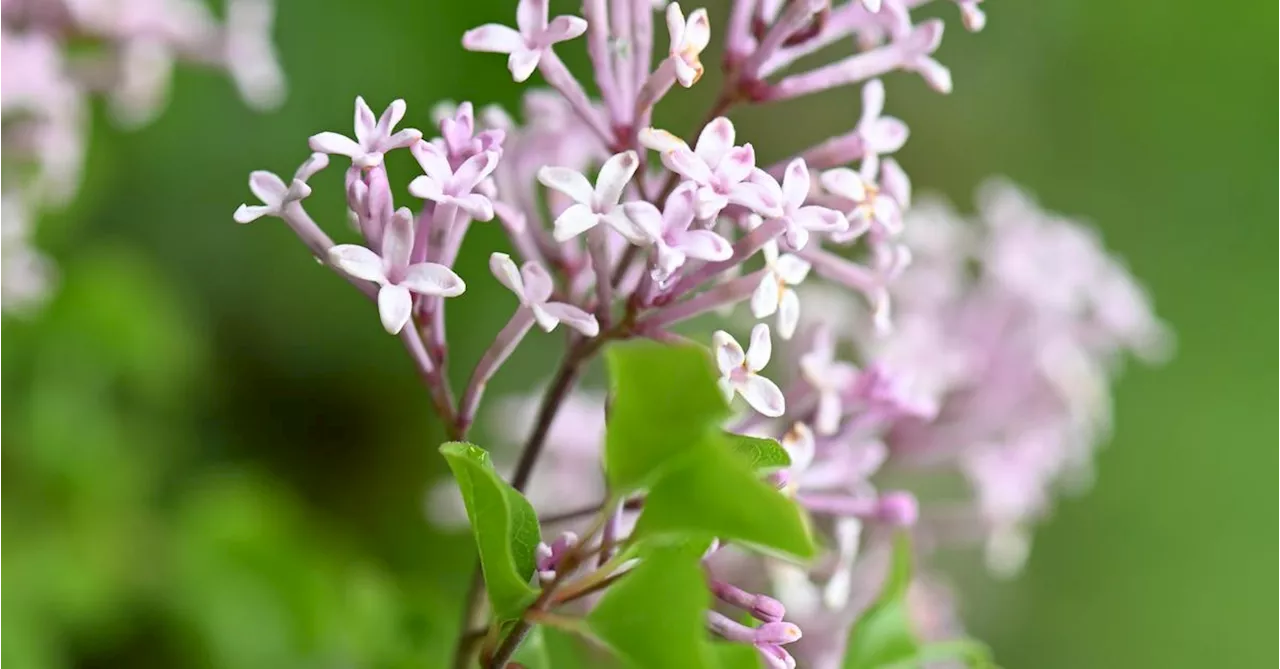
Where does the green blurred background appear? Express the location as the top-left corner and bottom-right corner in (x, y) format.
(3, 1), (1275, 667)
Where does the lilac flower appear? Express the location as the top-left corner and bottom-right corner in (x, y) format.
(772, 158), (849, 250)
(820, 166), (901, 242)
(641, 117), (782, 220)
(408, 142), (501, 221)
(537, 151), (645, 242)
(233, 152), (329, 223)
(707, 611), (802, 669)
(751, 238), (812, 341)
(714, 324), (785, 417)
(535, 531), (578, 582)
(433, 101), (506, 165)
(621, 182), (733, 283)
(462, 0), (588, 83)
(491, 253), (599, 335)
(309, 97), (422, 168)
(328, 208), (465, 334)
(853, 79), (909, 178)
(799, 327), (860, 434)
(665, 2), (712, 87)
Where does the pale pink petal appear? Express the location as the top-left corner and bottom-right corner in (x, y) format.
(777, 288), (800, 340)
(400, 263), (466, 297)
(407, 175), (444, 202)
(652, 242), (687, 281)
(683, 8), (711, 52)
(517, 0), (548, 35)
(674, 229), (732, 261)
(383, 128), (424, 151)
(781, 423), (815, 475)
(781, 158), (811, 209)
(540, 302), (599, 336)
(661, 147), (713, 184)
(718, 377), (736, 404)
(751, 272), (781, 318)
(529, 303), (560, 331)
(694, 188), (731, 220)
(538, 166), (595, 205)
(508, 48), (542, 83)
(378, 283), (413, 334)
(293, 152), (330, 181)
(462, 24), (525, 53)
(381, 208), (415, 271)
(746, 323), (773, 371)
(605, 209), (656, 245)
(737, 374), (785, 417)
(353, 96), (377, 146)
(542, 15), (587, 45)
(308, 132), (362, 159)
(489, 252), (526, 299)
(594, 151), (639, 208)
(794, 206), (848, 234)
(233, 203), (271, 223)
(859, 79), (885, 127)
(872, 197), (902, 235)
(814, 390), (842, 435)
(784, 225), (810, 251)
(820, 167), (866, 202)
(865, 117), (908, 154)
(712, 330), (745, 374)
(717, 145), (756, 184)
(452, 193), (495, 221)
(664, 2), (686, 45)
(663, 182), (699, 231)
(376, 98), (407, 137)
(673, 58), (699, 89)
(552, 203), (600, 241)
(774, 254), (812, 285)
(248, 170), (287, 205)
(454, 151), (500, 192)
(726, 182), (782, 218)
(694, 116), (735, 167)
(519, 261), (555, 303)
(879, 158), (912, 209)
(411, 141), (453, 183)
(638, 127), (688, 153)
(329, 244), (386, 283)
(620, 201), (666, 243)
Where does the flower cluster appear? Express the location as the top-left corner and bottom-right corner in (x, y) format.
(2, 0), (284, 312)
(234, 1), (1163, 668)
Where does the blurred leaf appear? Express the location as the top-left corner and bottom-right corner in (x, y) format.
(439, 442), (540, 622)
(711, 642), (764, 668)
(634, 437), (816, 560)
(604, 341), (729, 492)
(724, 433), (791, 474)
(843, 534), (917, 669)
(586, 544), (714, 669)
(511, 626), (551, 669)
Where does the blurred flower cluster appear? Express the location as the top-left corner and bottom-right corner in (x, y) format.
(235, 0), (1167, 667)
(1, 0), (284, 312)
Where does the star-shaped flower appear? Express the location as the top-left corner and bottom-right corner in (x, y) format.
(820, 166), (901, 242)
(462, 0), (588, 82)
(641, 117), (783, 220)
(751, 237), (812, 340)
(328, 208), (466, 334)
(233, 152), (329, 223)
(854, 79), (909, 178)
(490, 253), (599, 335)
(621, 182), (733, 283)
(772, 158), (849, 250)
(408, 142), (500, 221)
(665, 2), (711, 87)
(537, 150), (647, 243)
(309, 97), (422, 168)
(714, 324), (785, 417)
(799, 327), (860, 434)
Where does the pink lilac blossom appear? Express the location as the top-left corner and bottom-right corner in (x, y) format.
(2, 0), (285, 314)
(233, 1), (1165, 667)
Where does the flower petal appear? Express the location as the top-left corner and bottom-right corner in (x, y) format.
(674, 229), (732, 261)
(248, 170), (288, 205)
(879, 157), (912, 209)
(694, 116), (735, 167)
(520, 260), (555, 303)
(738, 374), (785, 417)
(781, 158), (811, 209)
(814, 389), (842, 435)
(376, 98), (407, 137)
(401, 262), (466, 297)
(712, 330), (745, 374)
(726, 181), (782, 218)
(638, 127), (688, 153)
(538, 166), (595, 205)
(694, 188), (730, 220)
(462, 23), (525, 53)
(233, 203), (271, 223)
(784, 224), (810, 251)
(551, 203), (599, 241)
(542, 15), (587, 44)
(865, 117), (908, 154)
(751, 272), (781, 318)
(774, 254), (812, 285)
(820, 167), (866, 202)
(683, 8), (711, 52)
(661, 147), (713, 185)
(717, 144), (756, 184)
(489, 252), (526, 299)
(530, 303), (560, 331)
(452, 193), (495, 221)
(353, 96), (377, 145)
(777, 287), (800, 340)
(309, 131), (362, 159)
(594, 150), (639, 208)
(381, 207), (415, 271)
(606, 208), (657, 245)
(454, 150), (500, 192)
(540, 301), (599, 336)
(794, 206), (849, 235)
(378, 283), (413, 334)
(411, 140), (453, 183)
(517, 0), (548, 35)
(781, 423), (815, 475)
(746, 323), (773, 371)
(329, 244), (386, 282)
(619, 201), (665, 243)
(507, 48), (542, 83)
(408, 175), (444, 202)
(859, 79), (885, 127)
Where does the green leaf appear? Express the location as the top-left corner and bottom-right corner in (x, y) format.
(843, 533), (918, 669)
(510, 626), (550, 669)
(724, 432), (791, 473)
(586, 545), (715, 669)
(710, 642), (764, 668)
(439, 442), (540, 622)
(604, 341), (729, 492)
(634, 437), (816, 560)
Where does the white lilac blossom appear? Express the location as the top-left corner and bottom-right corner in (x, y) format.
(1, 0), (285, 314)
(233, 2), (1168, 667)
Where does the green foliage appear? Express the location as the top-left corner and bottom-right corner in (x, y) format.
(844, 534), (994, 669)
(439, 442), (541, 623)
(586, 544), (715, 669)
(603, 341), (729, 492)
(724, 432), (792, 473)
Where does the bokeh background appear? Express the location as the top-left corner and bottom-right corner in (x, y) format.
(3, 1), (1275, 668)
